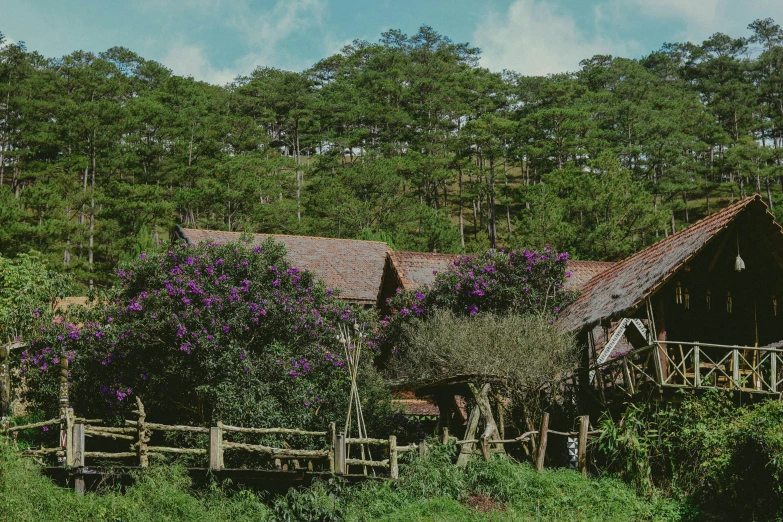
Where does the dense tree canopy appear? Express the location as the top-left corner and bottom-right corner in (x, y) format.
(3, 21), (783, 290)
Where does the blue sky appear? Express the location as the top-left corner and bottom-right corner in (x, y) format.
(2, 0), (782, 84)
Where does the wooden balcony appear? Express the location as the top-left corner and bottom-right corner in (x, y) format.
(585, 341), (783, 404)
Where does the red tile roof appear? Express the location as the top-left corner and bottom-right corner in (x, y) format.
(565, 260), (615, 291)
(392, 399), (440, 416)
(53, 296), (91, 312)
(560, 195), (783, 332)
(176, 228), (390, 304)
(387, 251), (461, 290)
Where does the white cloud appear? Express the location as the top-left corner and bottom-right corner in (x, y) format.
(155, 0), (330, 83)
(162, 43), (239, 85)
(473, 0), (643, 76)
(616, 0), (783, 45)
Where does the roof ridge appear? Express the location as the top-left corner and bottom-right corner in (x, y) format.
(179, 227), (391, 247)
(560, 195), (771, 331)
(576, 195), (760, 296)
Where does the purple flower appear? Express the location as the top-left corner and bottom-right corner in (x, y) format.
(140, 253), (146, 259)
(466, 304), (479, 316)
(415, 292), (425, 301)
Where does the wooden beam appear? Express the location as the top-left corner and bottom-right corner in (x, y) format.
(708, 228), (732, 272)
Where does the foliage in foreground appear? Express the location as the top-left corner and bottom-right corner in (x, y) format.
(596, 391), (783, 520)
(0, 441), (682, 522)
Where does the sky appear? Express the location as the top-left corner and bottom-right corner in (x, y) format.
(2, 0), (783, 85)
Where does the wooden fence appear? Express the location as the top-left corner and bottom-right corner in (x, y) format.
(3, 397), (421, 491)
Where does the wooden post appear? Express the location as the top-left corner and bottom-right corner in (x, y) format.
(496, 399), (505, 440)
(655, 296), (668, 384)
(73, 422), (85, 495)
(577, 415), (589, 475)
(535, 412), (549, 471)
(732, 349), (740, 387)
(328, 422), (336, 473)
(772, 353), (778, 393)
(136, 397), (149, 468)
(0, 346), (9, 418)
(456, 401), (482, 467)
(441, 427), (449, 445)
(622, 358), (635, 395)
(334, 433), (346, 475)
(480, 436), (490, 462)
(58, 358), (69, 467)
(209, 423), (223, 471)
(65, 408), (75, 466)
(389, 435), (398, 479)
(693, 345), (701, 387)
(418, 440), (429, 457)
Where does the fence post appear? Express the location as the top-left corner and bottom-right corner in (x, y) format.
(73, 422), (85, 495)
(418, 440), (429, 457)
(535, 412), (549, 471)
(65, 408), (75, 467)
(693, 345), (701, 387)
(328, 422), (336, 473)
(0, 346), (9, 418)
(480, 436), (490, 462)
(577, 415), (589, 475)
(209, 423), (223, 471)
(441, 427), (449, 445)
(732, 349), (740, 387)
(389, 435), (398, 479)
(136, 397), (148, 468)
(58, 358), (69, 467)
(772, 353), (778, 393)
(334, 433), (346, 475)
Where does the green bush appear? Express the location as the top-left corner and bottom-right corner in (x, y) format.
(596, 392), (783, 520)
(20, 239), (394, 445)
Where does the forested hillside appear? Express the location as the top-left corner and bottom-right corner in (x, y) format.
(2, 20), (783, 289)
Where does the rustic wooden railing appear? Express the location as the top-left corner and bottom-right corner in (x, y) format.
(2, 396), (423, 487)
(586, 341), (783, 403)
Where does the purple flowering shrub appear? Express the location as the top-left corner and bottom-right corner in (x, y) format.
(21, 239), (393, 438)
(379, 247), (577, 363)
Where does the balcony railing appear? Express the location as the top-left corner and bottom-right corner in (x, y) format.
(587, 341), (783, 402)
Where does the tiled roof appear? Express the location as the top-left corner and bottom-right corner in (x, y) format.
(392, 399), (440, 416)
(387, 251), (461, 289)
(53, 296), (90, 312)
(176, 228), (390, 303)
(565, 260), (615, 291)
(560, 195), (783, 332)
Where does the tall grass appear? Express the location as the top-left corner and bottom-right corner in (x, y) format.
(0, 441), (684, 522)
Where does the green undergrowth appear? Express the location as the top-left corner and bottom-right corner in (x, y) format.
(0, 441), (683, 522)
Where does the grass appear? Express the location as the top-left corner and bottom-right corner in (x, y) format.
(0, 441), (686, 522)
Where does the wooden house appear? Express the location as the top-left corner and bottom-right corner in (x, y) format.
(559, 195), (783, 408)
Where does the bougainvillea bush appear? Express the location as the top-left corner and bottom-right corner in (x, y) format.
(21, 238), (392, 438)
(380, 247), (578, 362)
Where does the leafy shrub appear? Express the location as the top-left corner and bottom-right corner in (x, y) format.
(20, 238), (393, 440)
(596, 391), (783, 520)
(379, 247), (577, 366)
